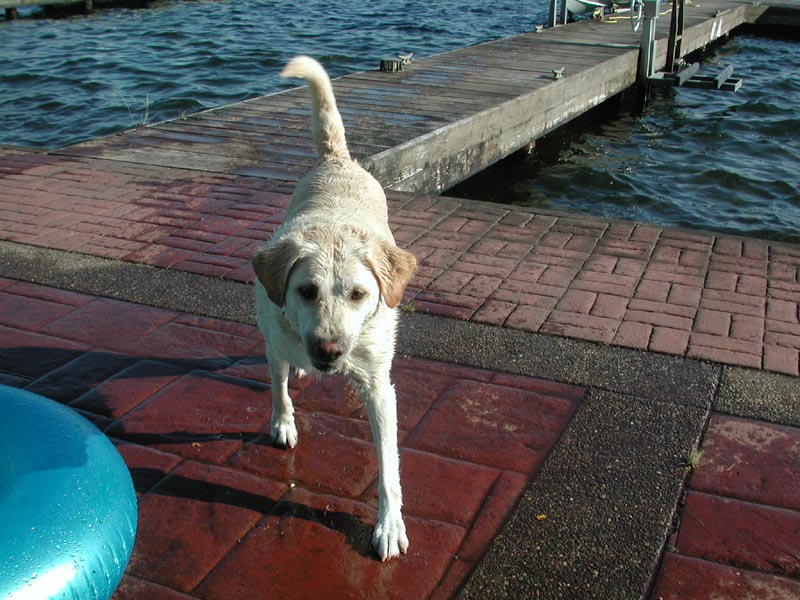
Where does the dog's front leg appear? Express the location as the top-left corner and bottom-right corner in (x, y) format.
(269, 357), (298, 448)
(355, 374), (409, 561)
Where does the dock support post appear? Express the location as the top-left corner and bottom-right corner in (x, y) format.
(548, 0), (569, 27)
(665, 0), (685, 72)
(637, 0), (660, 85)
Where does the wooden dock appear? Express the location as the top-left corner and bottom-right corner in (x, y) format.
(1, 0), (91, 7)
(56, 0), (798, 195)
(2, 0), (151, 19)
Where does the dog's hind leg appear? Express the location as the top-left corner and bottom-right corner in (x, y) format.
(269, 357), (298, 448)
(353, 371), (409, 561)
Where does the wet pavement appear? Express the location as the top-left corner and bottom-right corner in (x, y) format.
(1, 143), (799, 598)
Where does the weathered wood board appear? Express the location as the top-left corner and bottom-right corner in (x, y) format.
(55, 0), (798, 194)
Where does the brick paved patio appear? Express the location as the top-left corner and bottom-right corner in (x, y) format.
(4, 253), (798, 599)
(0, 278), (585, 599)
(1, 149), (799, 376)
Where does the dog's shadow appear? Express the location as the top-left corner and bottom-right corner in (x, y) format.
(1, 345), (379, 561)
(131, 466), (377, 559)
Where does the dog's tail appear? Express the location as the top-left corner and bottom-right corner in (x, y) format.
(281, 56), (350, 161)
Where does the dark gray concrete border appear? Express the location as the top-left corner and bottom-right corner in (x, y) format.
(0, 241), (255, 324)
(1, 239), (796, 599)
(399, 312), (720, 409)
(460, 391), (708, 600)
(717, 368), (800, 427)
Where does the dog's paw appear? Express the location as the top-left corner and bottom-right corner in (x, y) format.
(373, 512), (409, 561)
(270, 416), (298, 449)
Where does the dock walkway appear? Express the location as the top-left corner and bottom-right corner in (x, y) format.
(1, 0), (799, 598)
(63, 0), (772, 193)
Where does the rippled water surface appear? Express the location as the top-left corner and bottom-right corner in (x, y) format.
(450, 34), (800, 244)
(2, 0), (799, 242)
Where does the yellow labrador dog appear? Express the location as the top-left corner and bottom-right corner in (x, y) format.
(252, 56), (417, 561)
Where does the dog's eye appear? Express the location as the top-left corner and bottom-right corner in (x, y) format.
(298, 284), (318, 301)
(350, 289), (366, 302)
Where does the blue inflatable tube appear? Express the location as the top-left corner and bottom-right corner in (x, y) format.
(0, 385), (137, 599)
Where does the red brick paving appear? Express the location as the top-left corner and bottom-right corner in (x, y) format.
(0, 278), (584, 599)
(675, 491), (800, 578)
(649, 415), (800, 599)
(689, 415), (800, 512)
(651, 554), (800, 600)
(2, 126), (799, 597)
(2, 149), (799, 375)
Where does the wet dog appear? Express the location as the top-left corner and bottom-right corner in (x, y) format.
(252, 56), (417, 561)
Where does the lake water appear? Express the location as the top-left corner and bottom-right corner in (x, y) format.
(2, 0), (799, 243)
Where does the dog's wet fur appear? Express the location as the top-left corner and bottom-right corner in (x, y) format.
(252, 56), (417, 561)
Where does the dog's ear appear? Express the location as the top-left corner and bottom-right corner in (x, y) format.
(252, 237), (302, 307)
(366, 242), (417, 309)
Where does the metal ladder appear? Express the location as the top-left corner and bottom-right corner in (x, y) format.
(636, 0), (742, 91)
(665, 0), (685, 72)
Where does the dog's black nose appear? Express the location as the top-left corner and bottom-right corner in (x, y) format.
(311, 339), (345, 370)
(318, 340), (344, 360)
